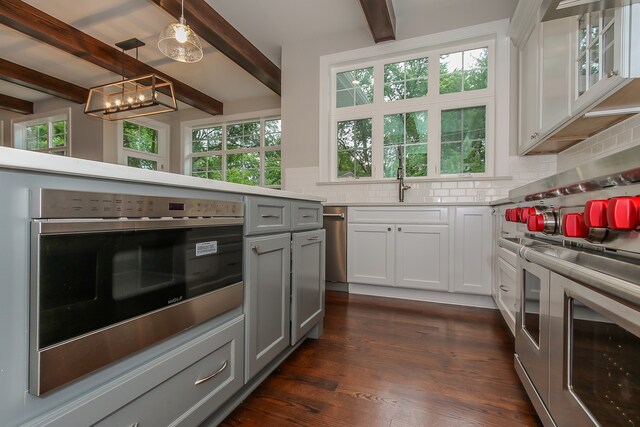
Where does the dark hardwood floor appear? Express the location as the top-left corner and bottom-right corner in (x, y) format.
(220, 291), (541, 427)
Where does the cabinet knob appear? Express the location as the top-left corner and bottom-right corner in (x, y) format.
(387, 227), (391, 231)
(499, 285), (509, 292)
(398, 227), (402, 232)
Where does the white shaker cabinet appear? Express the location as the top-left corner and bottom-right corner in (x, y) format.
(347, 207), (450, 293)
(396, 225), (449, 291)
(347, 224), (395, 286)
(519, 21), (541, 153)
(453, 207), (493, 296)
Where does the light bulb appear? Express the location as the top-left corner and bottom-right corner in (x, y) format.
(138, 94), (146, 102)
(114, 98), (122, 106)
(175, 25), (188, 44)
(127, 97), (134, 104)
(105, 102), (111, 109)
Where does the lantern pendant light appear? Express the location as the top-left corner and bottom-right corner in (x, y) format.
(158, 0), (203, 63)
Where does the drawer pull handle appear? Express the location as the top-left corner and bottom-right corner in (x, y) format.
(195, 360), (228, 386)
(251, 245), (263, 254)
(307, 236), (319, 241)
(499, 285), (509, 292)
(302, 214), (314, 218)
(322, 213), (345, 219)
(261, 214), (280, 218)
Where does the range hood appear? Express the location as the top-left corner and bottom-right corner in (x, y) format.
(540, 0), (640, 21)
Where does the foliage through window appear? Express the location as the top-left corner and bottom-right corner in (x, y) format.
(337, 119), (372, 178)
(441, 106), (486, 174)
(331, 41), (492, 180)
(122, 121), (160, 170)
(336, 67), (374, 108)
(189, 118), (281, 188)
(119, 119), (168, 171)
(383, 111), (428, 178)
(439, 47), (488, 94)
(384, 58), (428, 102)
(14, 113), (69, 156)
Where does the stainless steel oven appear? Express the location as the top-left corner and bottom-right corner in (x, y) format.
(29, 189), (244, 396)
(505, 146), (640, 427)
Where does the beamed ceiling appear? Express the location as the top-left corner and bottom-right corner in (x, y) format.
(0, 0), (517, 115)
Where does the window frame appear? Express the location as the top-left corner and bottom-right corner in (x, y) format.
(181, 109), (282, 189)
(12, 108), (72, 156)
(117, 117), (169, 171)
(319, 20), (514, 184)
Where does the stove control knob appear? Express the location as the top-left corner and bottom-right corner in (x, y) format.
(562, 213), (589, 238)
(527, 214), (545, 232)
(515, 207), (523, 222)
(521, 207), (537, 224)
(505, 209), (512, 221)
(607, 196), (640, 230)
(584, 200), (609, 228)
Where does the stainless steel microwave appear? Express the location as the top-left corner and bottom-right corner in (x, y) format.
(29, 189), (244, 396)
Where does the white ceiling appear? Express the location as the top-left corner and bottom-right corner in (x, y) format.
(0, 0), (518, 113)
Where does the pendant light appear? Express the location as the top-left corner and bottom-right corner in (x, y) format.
(158, 0), (203, 63)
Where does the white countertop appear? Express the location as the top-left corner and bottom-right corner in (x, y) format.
(323, 201), (494, 207)
(0, 147), (325, 202)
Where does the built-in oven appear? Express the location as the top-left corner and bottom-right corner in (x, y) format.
(29, 189), (244, 396)
(548, 258), (640, 427)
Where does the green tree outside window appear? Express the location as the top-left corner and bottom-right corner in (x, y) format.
(337, 118), (372, 178)
(441, 106), (486, 174)
(440, 47), (488, 94)
(123, 121), (158, 154)
(383, 111), (428, 178)
(384, 58), (428, 102)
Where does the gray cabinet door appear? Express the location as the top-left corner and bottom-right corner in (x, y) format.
(291, 229), (325, 344)
(244, 233), (291, 382)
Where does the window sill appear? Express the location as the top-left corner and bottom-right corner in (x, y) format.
(316, 175), (512, 185)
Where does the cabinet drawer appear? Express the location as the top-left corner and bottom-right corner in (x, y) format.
(291, 201), (322, 231)
(348, 206), (449, 224)
(245, 196), (291, 235)
(95, 318), (244, 427)
(497, 245), (517, 268)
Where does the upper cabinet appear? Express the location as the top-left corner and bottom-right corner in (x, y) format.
(513, 3), (640, 155)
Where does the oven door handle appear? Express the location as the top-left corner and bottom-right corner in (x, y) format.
(35, 217), (244, 234)
(522, 247), (640, 307)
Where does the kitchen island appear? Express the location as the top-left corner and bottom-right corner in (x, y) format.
(0, 146), (324, 426)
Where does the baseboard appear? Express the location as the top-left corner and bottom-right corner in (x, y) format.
(348, 283), (498, 309)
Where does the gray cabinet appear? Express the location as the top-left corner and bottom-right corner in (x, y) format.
(94, 317), (244, 427)
(291, 229), (325, 343)
(245, 196), (291, 236)
(243, 233), (291, 382)
(291, 200), (322, 231)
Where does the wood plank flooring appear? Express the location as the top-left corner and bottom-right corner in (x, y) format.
(220, 291), (541, 427)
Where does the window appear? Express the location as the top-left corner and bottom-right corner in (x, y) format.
(13, 110), (70, 156)
(117, 118), (169, 171)
(576, 10), (615, 96)
(187, 115), (281, 188)
(328, 39), (493, 181)
(439, 47), (488, 94)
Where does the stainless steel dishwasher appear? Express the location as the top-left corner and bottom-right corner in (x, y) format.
(323, 206), (347, 287)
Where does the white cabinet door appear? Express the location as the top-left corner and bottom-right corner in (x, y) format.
(454, 207), (493, 295)
(496, 257), (517, 336)
(244, 233), (291, 382)
(291, 229), (325, 344)
(395, 224), (449, 291)
(519, 22), (540, 152)
(347, 224), (394, 286)
(540, 17), (572, 134)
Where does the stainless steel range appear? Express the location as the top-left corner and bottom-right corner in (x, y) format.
(499, 146), (640, 427)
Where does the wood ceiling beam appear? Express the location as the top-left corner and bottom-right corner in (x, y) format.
(149, 0), (281, 96)
(359, 0), (396, 43)
(0, 93), (34, 114)
(0, 58), (89, 104)
(0, 0), (223, 115)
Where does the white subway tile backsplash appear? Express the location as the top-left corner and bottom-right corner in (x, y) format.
(442, 182), (458, 189)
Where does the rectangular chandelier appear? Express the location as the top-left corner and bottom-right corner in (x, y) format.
(85, 74), (177, 121)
